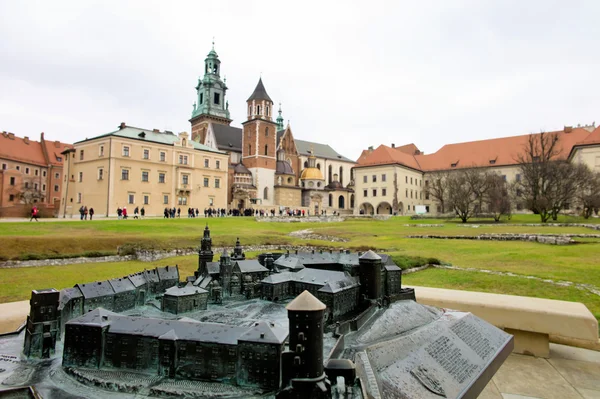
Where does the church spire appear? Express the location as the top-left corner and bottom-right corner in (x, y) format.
(276, 103), (284, 131)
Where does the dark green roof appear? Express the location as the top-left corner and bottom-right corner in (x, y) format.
(75, 125), (225, 154)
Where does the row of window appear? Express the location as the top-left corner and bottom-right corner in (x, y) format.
(1, 164), (57, 178)
(116, 169), (220, 188)
(7, 176), (58, 192)
(84, 147), (221, 169)
(361, 174), (423, 186)
(362, 188), (424, 200)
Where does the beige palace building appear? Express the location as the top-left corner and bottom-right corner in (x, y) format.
(354, 124), (600, 215)
(59, 123), (229, 218)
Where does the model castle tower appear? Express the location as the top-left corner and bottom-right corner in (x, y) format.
(279, 290), (332, 398)
(197, 225), (214, 277)
(23, 289), (60, 358)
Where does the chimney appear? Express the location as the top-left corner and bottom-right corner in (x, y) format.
(119, 122), (126, 130)
(564, 126), (573, 133)
(23, 136), (29, 144)
(7, 133), (14, 139)
(391, 143), (395, 148)
(368, 146), (374, 153)
(40, 132), (45, 141)
(54, 140), (61, 148)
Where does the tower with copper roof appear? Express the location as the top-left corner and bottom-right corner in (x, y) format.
(279, 290), (332, 398)
(190, 42), (232, 144)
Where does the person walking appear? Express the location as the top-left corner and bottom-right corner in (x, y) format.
(117, 207), (122, 219)
(89, 208), (94, 220)
(79, 205), (85, 220)
(133, 206), (139, 219)
(163, 208), (169, 218)
(122, 207), (128, 219)
(177, 208), (181, 218)
(30, 206), (39, 222)
(84, 206), (88, 220)
(140, 207), (145, 219)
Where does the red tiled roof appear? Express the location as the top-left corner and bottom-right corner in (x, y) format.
(0, 132), (47, 166)
(357, 144), (422, 170)
(0, 132), (71, 167)
(357, 127), (594, 172)
(575, 126), (600, 146)
(41, 136), (72, 166)
(395, 143), (420, 155)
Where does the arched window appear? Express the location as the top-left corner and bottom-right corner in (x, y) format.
(304, 161), (308, 168)
(256, 105), (261, 115)
(264, 187), (268, 200)
(338, 195), (345, 209)
(317, 163), (321, 170)
(266, 106), (270, 117)
(265, 127), (269, 137)
(339, 166), (344, 186)
(328, 165), (332, 183)
(328, 194), (333, 207)
(287, 177), (293, 184)
(264, 145), (268, 156)
(248, 144), (252, 155)
(350, 194), (355, 208)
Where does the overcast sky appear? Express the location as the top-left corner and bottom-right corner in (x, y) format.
(1, 1), (598, 160)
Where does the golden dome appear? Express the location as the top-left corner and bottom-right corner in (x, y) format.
(300, 167), (324, 180)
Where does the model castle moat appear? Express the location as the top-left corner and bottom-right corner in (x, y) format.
(9, 226), (513, 399)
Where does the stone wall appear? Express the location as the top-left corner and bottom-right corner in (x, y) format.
(273, 186), (302, 208)
(404, 233), (600, 245)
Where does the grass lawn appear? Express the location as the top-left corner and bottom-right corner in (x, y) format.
(0, 216), (598, 321)
(0, 215), (598, 260)
(404, 268), (600, 322)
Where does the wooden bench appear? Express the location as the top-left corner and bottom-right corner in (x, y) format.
(408, 285), (599, 358)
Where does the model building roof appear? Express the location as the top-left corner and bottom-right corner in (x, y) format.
(164, 283), (208, 297)
(108, 277), (136, 294)
(143, 269), (160, 283)
(234, 260), (268, 273)
(273, 256), (305, 271)
(128, 272), (148, 288)
(238, 321), (288, 344)
(206, 262), (220, 275)
(286, 290), (326, 312)
(58, 287), (83, 310)
(262, 272), (296, 284)
(67, 309), (255, 346)
(156, 265), (179, 281)
(76, 281), (115, 299)
(318, 275), (360, 294)
(359, 250), (382, 261)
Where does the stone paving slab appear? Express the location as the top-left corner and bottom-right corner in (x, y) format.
(0, 300), (28, 334)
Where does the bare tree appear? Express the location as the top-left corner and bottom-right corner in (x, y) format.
(545, 161), (580, 221)
(464, 168), (490, 214)
(446, 169), (482, 223)
(15, 183), (45, 205)
(573, 164), (600, 219)
(427, 171), (449, 213)
(516, 131), (562, 222)
(486, 174), (511, 222)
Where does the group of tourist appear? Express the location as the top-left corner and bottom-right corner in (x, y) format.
(78, 206), (95, 220)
